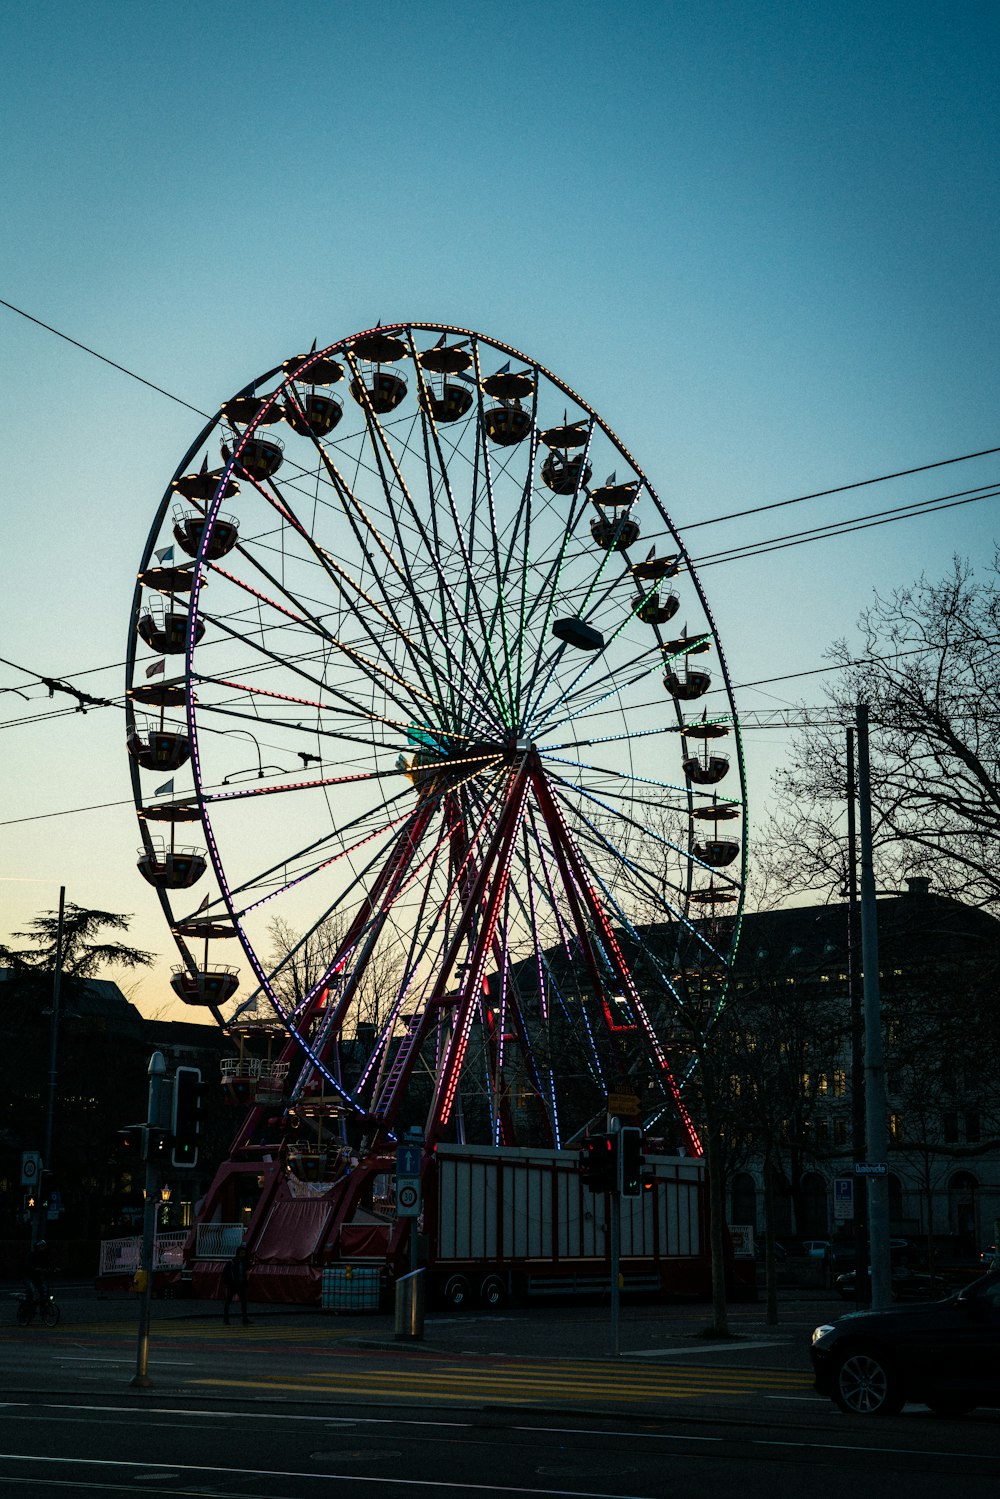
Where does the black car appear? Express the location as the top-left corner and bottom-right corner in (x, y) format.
(811, 1269), (1000, 1416)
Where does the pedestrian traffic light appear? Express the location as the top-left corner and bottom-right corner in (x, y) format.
(581, 1133), (616, 1193)
(116, 1124), (147, 1160)
(617, 1127), (643, 1197)
(171, 1066), (205, 1168)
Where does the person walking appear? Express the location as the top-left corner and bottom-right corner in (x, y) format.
(222, 1243), (251, 1326)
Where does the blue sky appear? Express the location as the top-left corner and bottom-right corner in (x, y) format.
(2, 0), (998, 1015)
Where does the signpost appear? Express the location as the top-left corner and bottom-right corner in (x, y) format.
(396, 1126), (424, 1276)
(834, 1176), (854, 1221)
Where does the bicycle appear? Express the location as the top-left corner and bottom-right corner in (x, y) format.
(15, 1291), (60, 1327)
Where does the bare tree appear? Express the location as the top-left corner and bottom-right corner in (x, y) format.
(768, 555), (1000, 908)
(260, 913), (405, 1036)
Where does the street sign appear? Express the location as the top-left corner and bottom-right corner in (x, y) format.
(834, 1176), (854, 1219)
(607, 1092), (640, 1117)
(396, 1143), (422, 1180)
(20, 1151), (41, 1188)
(397, 1181), (421, 1217)
(853, 1161), (888, 1176)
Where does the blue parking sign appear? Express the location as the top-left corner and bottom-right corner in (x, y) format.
(834, 1176), (854, 1219)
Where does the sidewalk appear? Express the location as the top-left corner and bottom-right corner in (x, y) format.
(5, 1280), (845, 1363)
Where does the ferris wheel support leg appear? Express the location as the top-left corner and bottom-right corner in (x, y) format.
(420, 767), (532, 1142)
(530, 768), (702, 1157)
(230, 803), (436, 1153)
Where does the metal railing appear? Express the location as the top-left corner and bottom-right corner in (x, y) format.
(98, 1233), (188, 1277)
(194, 1222), (245, 1260)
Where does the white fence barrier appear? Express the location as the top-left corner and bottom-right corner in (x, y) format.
(195, 1222), (245, 1260)
(98, 1233), (188, 1277)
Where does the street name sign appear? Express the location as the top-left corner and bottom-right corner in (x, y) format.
(853, 1161), (888, 1176)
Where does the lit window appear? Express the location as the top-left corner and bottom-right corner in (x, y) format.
(888, 1113), (904, 1143)
(832, 1069), (847, 1098)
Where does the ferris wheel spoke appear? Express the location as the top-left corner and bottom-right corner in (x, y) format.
(196, 451), (450, 719)
(549, 774), (737, 962)
(367, 770), (518, 1127)
(244, 465), (457, 720)
(529, 619), (659, 740)
(472, 359), (541, 720)
(425, 764), (532, 1137)
(310, 765), (511, 1070)
(347, 814), (456, 1103)
(399, 342), (514, 731)
(531, 657), (663, 745)
(340, 366), (460, 724)
(529, 765), (701, 1153)
(517, 423), (600, 722)
(521, 528), (631, 731)
(210, 510), (493, 735)
(198, 598), (440, 738)
(219, 786), (417, 919)
(342, 352), (506, 735)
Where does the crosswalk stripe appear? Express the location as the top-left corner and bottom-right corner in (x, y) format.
(193, 1365), (812, 1403)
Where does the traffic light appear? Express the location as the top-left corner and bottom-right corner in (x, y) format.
(171, 1066), (205, 1168)
(116, 1124), (147, 1160)
(617, 1127), (643, 1197)
(581, 1133), (616, 1193)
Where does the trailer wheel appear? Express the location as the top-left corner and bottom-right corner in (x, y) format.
(478, 1274), (507, 1310)
(441, 1274), (471, 1310)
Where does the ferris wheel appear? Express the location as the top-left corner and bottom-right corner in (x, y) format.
(125, 323), (745, 1156)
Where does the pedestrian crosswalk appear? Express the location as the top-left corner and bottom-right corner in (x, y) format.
(193, 1356), (813, 1405)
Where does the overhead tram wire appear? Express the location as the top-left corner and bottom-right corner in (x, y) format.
(4, 293), (998, 548)
(1, 303), (997, 748)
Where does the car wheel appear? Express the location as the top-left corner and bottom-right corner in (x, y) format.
(441, 1274), (471, 1310)
(833, 1348), (905, 1416)
(925, 1398), (976, 1418)
(478, 1274), (507, 1310)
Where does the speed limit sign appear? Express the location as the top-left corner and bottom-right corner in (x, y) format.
(20, 1151), (42, 1187)
(397, 1181), (420, 1218)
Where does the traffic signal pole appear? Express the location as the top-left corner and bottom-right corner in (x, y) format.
(132, 1051), (167, 1390)
(856, 706), (891, 1312)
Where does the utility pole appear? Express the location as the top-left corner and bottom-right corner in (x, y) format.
(38, 885), (66, 1247)
(856, 705), (891, 1310)
(845, 735), (868, 1303)
(132, 1051), (167, 1390)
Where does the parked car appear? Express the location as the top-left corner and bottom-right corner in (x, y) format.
(754, 1238), (787, 1262)
(834, 1264), (948, 1302)
(980, 1244), (997, 1267)
(801, 1239), (833, 1258)
(811, 1268), (1000, 1416)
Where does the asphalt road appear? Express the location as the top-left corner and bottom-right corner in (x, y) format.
(1, 1288), (997, 1497)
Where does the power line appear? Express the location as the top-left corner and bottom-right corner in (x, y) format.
(4, 294), (998, 537)
(681, 445), (1000, 532)
(693, 484), (999, 569)
(0, 297), (211, 419)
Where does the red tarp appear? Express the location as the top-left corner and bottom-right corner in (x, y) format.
(253, 1198), (334, 1263)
